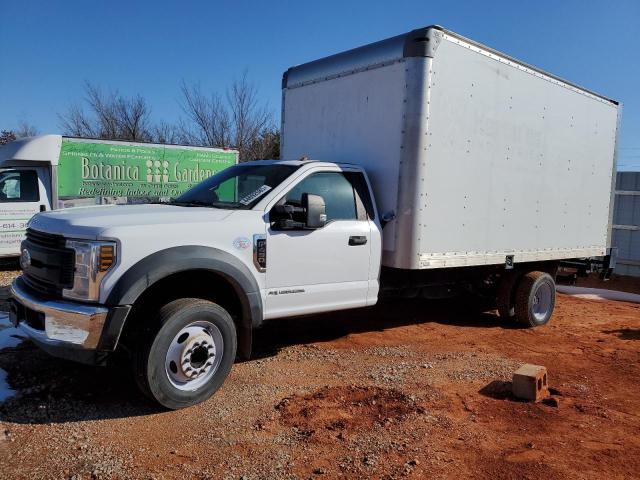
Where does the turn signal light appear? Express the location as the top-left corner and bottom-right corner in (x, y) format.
(98, 245), (115, 272)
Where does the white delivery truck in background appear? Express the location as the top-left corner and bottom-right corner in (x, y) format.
(9, 26), (619, 409)
(0, 135), (238, 257)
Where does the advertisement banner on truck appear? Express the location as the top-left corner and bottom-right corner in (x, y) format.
(0, 206), (39, 254)
(57, 139), (237, 199)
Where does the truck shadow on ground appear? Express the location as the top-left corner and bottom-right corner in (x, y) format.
(0, 298), (514, 425)
(602, 328), (640, 340)
(251, 297), (521, 360)
(0, 342), (161, 424)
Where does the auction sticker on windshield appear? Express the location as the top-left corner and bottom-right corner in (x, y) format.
(239, 185), (272, 205)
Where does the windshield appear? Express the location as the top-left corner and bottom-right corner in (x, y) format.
(174, 163), (299, 209)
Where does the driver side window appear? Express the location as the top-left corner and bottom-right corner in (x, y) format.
(285, 172), (357, 222)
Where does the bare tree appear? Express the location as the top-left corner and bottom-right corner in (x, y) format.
(83, 84), (117, 138)
(227, 72), (272, 158)
(60, 103), (97, 138)
(152, 120), (182, 144)
(0, 130), (16, 145)
(115, 93), (150, 140)
(57, 75), (279, 157)
(244, 129), (280, 161)
(178, 81), (231, 147)
(179, 72), (277, 160)
(0, 122), (39, 145)
(59, 82), (152, 141)
(15, 121), (38, 138)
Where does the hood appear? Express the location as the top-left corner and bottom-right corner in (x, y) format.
(28, 204), (234, 239)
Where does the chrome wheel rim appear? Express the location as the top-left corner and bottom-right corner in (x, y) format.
(165, 321), (224, 391)
(532, 282), (553, 322)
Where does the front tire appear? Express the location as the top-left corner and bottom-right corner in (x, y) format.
(514, 272), (556, 327)
(134, 298), (237, 409)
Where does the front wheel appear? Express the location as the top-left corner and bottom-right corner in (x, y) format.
(134, 298), (237, 409)
(514, 272), (556, 327)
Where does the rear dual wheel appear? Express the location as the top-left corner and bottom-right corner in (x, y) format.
(515, 272), (556, 327)
(497, 271), (556, 327)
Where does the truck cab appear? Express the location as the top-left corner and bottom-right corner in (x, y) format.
(11, 159), (381, 409)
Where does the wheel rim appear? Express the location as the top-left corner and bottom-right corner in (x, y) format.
(532, 282), (553, 322)
(164, 321), (224, 391)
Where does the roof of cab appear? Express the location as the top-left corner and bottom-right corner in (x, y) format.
(0, 134), (63, 166)
(0, 135), (240, 167)
(240, 158), (360, 169)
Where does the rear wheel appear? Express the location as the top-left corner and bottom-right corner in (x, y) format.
(514, 272), (556, 327)
(133, 298), (237, 409)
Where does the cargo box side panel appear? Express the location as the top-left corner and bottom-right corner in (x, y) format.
(282, 61), (407, 251)
(418, 36), (618, 268)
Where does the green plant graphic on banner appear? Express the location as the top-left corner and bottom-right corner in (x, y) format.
(57, 139), (237, 199)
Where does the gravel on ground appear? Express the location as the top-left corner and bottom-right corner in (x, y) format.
(0, 277), (638, 479)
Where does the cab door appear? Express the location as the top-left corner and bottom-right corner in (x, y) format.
(0, 167), (51, 257)
(263, 169), (373, 318)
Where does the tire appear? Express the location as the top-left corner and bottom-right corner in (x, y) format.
(514, 272), (556, 327)
(133, 298), (237, 409)
(497, 273), (518, 319)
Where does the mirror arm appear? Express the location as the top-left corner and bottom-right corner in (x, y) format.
(277, 218), (306, 230)
(274, 203), (304, 215)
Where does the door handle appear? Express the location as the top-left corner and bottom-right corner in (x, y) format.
(348, 235), (367, 246)
(39, 205), (46, 212)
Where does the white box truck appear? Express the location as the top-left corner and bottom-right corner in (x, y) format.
(0, 135), (238, 257)
(9, 26), (619, 409)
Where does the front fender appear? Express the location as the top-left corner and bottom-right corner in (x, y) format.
(98, 246), (262, 358)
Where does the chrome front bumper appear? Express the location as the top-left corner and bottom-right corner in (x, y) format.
(10, 278), (109, 350)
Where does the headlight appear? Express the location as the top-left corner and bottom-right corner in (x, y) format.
(63, 240), (117, 302)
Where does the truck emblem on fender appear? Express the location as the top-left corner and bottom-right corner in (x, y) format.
(20, 248), (31, 270)
(233, 237), (251, 250)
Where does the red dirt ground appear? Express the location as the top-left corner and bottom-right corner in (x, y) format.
(1, 289), (639, 479)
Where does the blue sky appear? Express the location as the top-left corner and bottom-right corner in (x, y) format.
(1, 0), (639, 170)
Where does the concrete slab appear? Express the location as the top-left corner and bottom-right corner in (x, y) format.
(556, 285), (640, 304)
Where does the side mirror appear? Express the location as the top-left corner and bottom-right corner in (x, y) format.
(302, 193), (326, 229)
(273, 203), (295, 216)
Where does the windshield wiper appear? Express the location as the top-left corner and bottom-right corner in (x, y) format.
(166, 200), (214, 208)
(153, 199), (248, 210)
(209, 201), (246, 210)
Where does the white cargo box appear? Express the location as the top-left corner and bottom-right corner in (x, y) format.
(282, 26), (620, 270)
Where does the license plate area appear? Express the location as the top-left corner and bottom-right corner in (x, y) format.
(8, 299), (44, 331)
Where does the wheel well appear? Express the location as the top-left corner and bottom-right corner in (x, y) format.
(119, 269), (252, 360)
(499, 261), (559, 285)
